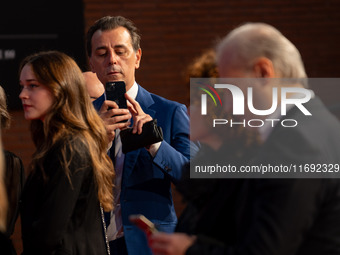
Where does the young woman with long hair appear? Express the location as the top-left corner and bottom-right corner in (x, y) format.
(19, 51), (114, 255)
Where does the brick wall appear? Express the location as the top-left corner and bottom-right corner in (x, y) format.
(4, 0), (340, 253)
(83, 0), (340, 104)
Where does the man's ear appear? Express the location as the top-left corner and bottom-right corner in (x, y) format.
(135, 48), (142, 69)
(253, 57), (276, 78)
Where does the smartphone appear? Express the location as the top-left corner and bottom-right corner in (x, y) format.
(105, 81), (128, 122)
(105, 81), (128, 109)
(129, 214), (158, 236)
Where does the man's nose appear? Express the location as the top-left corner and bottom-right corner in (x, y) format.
(108, 50), (118, 65)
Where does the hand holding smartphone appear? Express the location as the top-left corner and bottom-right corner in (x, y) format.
(105, 81), (128, 109)
(105, 81), (128, 122)
(129, 214), (158, 236)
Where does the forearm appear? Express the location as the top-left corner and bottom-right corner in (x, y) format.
(152, 141), (191, 182)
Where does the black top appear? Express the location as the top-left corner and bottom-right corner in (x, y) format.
(4, 150), (25, 237)
(0, 231), (13, 255)
(4, 150), (25, 255)
(20, 137), (107, 255)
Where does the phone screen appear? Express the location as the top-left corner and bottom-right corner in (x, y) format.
(105, 81), (127, 109)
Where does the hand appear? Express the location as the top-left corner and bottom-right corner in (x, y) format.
(98, 100), (131, 142)
(125, 93), (152, 134)
(148, 232), (196, 255)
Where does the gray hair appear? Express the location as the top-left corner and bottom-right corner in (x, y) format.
(216, 22), (307, 79)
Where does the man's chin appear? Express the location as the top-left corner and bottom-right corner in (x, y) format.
(106, 74), (124, 82)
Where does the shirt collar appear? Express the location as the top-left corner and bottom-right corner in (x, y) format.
(127, 81), (138, 100)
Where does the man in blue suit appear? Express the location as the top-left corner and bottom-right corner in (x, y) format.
(86, 16), (195, 255)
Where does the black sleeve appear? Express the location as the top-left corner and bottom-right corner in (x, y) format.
(185, 179), (325, 255)
(186, 235), (228, 255)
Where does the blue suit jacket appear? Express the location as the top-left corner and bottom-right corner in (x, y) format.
(110, 85), (194, 254)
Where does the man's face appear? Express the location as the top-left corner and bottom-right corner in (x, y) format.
(89, 26), (141, 91)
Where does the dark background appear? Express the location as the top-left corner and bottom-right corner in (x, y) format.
(0, 0), (86, 109)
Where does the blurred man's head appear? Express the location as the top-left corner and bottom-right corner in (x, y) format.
(83, 71), (104, 101)
(216, 22), (307, 79)
(216, 23), (307, 120)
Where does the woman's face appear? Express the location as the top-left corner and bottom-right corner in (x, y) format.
(19, 64), (54, 121)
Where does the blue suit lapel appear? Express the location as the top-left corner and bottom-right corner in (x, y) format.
(135, 85), (156, 118)
(123, 85), (156, 181)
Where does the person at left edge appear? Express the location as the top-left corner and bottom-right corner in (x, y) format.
(19, 51), (114, 255)
(0, 85), (25, 255)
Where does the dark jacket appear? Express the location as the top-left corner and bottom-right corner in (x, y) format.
(20, 137), (108, 255)
(182, 97), (340, 255)
(0, 231), (13, 255)
(4, 150), (25, 255)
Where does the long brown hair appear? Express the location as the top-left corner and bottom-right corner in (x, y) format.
(19, 51), (114, 211)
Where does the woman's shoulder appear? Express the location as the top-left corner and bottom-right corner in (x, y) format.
(46, 134), (91, 166)
(4, 150), (24, 171)
(50, 134), (88, 152)
(4, 150), (22, 160)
